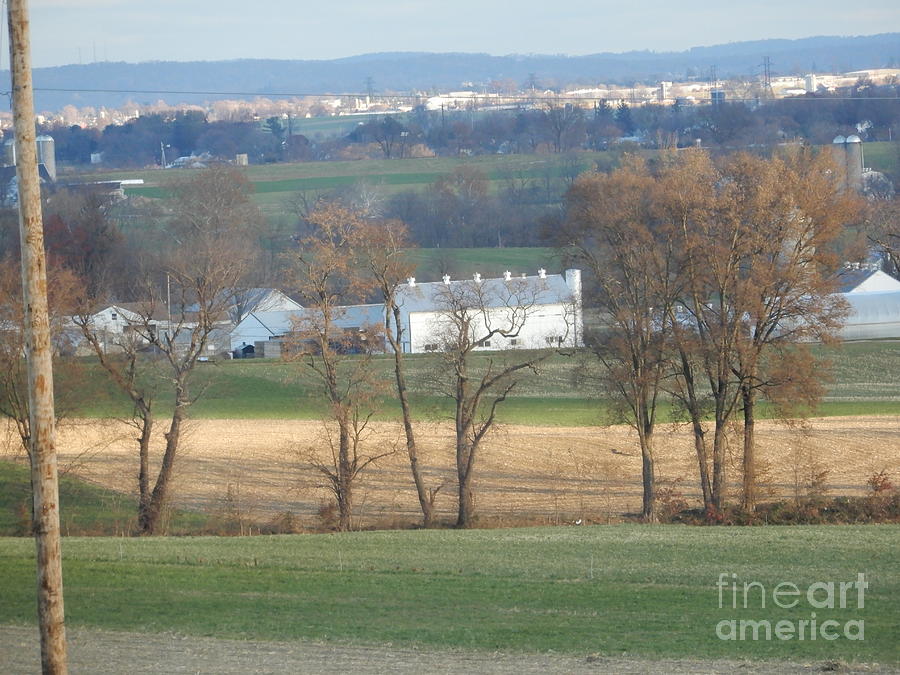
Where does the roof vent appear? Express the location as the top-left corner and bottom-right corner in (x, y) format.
(473, 272), (482, 283)
(442, 274), (451, 285)
(407, 277), (416, 287)
(538, 268), (547, 279)
(503, 270), (512, 281)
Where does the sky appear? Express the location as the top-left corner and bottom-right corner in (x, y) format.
(22, 0), (900, 68)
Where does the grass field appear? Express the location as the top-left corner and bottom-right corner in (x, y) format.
(0, 526), (896, 663)
(69, 341), (900, 423)
(0, 460), (210, 536)
(75, 141), (899, 223)
(862, 141), (900, 178)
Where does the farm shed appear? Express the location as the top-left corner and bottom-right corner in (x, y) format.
(838, 290), (900, 340)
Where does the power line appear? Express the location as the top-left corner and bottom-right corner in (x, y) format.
(28, 86), (900, 104)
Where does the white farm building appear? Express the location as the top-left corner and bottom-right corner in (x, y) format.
(230, 269), (583, 355)
(835, 265), (900, 341)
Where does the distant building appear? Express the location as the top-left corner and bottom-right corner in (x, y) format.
(230, 269), (583, 356)
(837, 265), (900, 294)
(839, 291), (900, 340)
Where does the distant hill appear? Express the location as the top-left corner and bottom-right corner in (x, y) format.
(13, 33), (900, 112)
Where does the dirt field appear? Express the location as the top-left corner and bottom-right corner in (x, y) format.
(1, 625), (894, 674)
(28, 415), (900, 529)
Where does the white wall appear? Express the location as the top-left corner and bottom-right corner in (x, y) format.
(409, 302), (578, 353)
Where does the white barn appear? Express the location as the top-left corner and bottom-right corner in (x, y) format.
(229, 269), (583, 355)
(394, 268), (582, 353)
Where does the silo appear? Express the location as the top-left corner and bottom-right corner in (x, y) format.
(3, 137), (15, 166)
(844, 135), (863, 192)
(832, 135), (864, 192)
(36, 135), (56, 181)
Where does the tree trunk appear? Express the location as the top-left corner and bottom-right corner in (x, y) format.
(711, 418), (727, 513)
(336, 421), (353, 532)
(137, 412), (153, 520)
(639, 428), (657, 523)
(741, 385), (757, 512)
(391, 330), (433, 527)
(691, 418), (712, 510)
(677, 349), (712, 509)
(139, 401), (186, 535)
(456, 451), (474, 528)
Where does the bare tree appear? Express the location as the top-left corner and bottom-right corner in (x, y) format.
(357, 217), (442, 526)
(725, 149), (857, 510)
(431, 276), (568, 527)
(658, 149), (857, 512)
(543, 100), (585, 153)
(77, 168), (255, 534)
(287, 202), (390, 531)
(561, 158), (679, 522)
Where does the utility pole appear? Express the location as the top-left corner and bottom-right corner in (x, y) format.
(6, 1), (68, 673)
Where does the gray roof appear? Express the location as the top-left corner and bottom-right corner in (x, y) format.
(242, 304), (384, 338)
(396, 274), (573, 314)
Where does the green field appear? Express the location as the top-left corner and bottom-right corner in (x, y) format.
(0, 461), (212, 536)
(70, 341), (900, 423)
(77, 141), (900, 224)
(862, 141), (900, 178)
(75, 151), (612, 222)
(0, 526), (896, 663)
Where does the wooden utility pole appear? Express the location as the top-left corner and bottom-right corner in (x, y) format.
(7, 0), (68, 672)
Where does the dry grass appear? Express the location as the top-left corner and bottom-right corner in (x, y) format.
(39, 415), (900, 529)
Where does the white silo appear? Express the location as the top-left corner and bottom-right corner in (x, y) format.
(3, 137), (15, 167)
(832, 135), (864, 192)
(36, 135), (56, 181)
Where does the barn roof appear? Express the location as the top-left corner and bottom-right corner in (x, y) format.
(395, 273), (574, 314)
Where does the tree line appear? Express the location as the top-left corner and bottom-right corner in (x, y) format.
(556, 148), (862, 520)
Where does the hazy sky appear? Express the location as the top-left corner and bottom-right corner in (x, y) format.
(23, 0), (900, 68)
